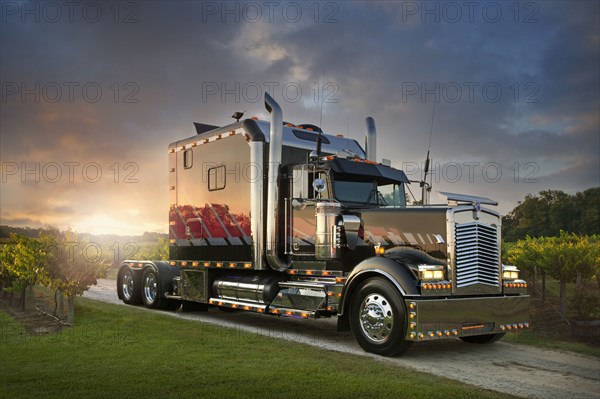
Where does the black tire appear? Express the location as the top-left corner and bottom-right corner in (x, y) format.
(460, 333), (506, 344)
(117, 267), (141, 305)
(141, 268), (169, 309)
(349, 277), (412, 356)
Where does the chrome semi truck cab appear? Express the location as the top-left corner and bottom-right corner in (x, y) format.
(117, 93), (529, 356)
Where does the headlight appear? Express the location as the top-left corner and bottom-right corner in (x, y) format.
(418, 265), (445, 281)
(502, 265), (519, 281)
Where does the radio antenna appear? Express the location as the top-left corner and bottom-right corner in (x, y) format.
(319, 71), (325, 130)
(421, 102), (437, 204)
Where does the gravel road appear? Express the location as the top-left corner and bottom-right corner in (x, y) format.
(85, 279), (600, 399)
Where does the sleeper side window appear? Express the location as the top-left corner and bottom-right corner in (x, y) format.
(208, 165), (226, 191)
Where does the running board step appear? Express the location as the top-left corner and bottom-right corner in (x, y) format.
(208, 298), (267, 313)
(268, 307), (316, 318)
(278, 281), (329, 290)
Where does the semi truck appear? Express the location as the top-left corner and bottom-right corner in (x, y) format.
(117, 93), (529, 356)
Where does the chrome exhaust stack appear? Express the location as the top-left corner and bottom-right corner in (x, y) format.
(264, 92), (289, 272)
(365, 117), (377, 162)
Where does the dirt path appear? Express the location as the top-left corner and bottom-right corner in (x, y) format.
(85, 279), (600, 399)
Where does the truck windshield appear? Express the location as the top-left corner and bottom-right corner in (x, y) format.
(333, 180), (406, 207)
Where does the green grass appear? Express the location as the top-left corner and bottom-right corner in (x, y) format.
(0, 298), (516, 399)
(503, 329), (600, 357)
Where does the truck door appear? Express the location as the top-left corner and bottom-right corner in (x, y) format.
(289, 166), (331, 256)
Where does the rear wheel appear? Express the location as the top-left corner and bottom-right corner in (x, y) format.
(141, 268), (169, 309)
(460, 333), (506, 344)
(118, 268), (141, 305)
(350, 277), (412, 356)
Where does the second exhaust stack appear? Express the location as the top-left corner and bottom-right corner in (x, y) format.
(365, 117), (377, 162)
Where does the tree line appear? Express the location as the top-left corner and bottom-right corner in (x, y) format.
(502, 187), (599, 242)
(502, 187), (599, 321)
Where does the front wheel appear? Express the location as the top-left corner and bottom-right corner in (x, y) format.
(460, 333), (506, 344)
(349, 277), (412, 356)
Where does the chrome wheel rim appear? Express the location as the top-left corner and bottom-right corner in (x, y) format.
(122, 271), (134, 301)
(359, 293), (394, 343)
(143, 272), (157, 304)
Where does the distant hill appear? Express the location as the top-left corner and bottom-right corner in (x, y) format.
(0, 225), (167, 243)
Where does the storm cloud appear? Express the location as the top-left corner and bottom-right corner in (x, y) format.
(1, 0), (598, 234)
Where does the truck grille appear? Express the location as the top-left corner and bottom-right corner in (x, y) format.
(455, 222), (499, 288)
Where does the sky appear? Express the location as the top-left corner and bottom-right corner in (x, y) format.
(1, 0), (599, 235)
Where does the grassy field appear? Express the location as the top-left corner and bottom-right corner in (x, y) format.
(503, 329), (600, 357)
(0, 297), (516, 399)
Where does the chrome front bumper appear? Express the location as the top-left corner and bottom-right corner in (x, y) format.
(404, 295), (530, 340)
